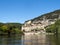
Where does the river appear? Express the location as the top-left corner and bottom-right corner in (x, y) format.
(0, 34), (60, 45)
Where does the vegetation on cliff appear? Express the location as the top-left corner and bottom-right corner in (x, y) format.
(46, 19), (60, 34)
(31, 10), (60, 22)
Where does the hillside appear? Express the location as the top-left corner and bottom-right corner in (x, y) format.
(21, 9), (60, 33)
(31, 10), (60, 22)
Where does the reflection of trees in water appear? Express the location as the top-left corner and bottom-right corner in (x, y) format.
(0, 35), (22, 45)
(55, 35), (60, 45)
(46, 34), (60, 45)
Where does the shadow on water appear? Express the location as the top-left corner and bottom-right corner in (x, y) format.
(54, 34), (60, 45)
(46, 34), (60, 45)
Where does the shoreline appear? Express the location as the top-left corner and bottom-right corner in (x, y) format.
(23, 32), (55, 35)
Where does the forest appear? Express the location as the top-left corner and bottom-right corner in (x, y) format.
(0, 23), (23, 35)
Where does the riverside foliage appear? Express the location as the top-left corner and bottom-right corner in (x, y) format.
(0, 23), (23, 35)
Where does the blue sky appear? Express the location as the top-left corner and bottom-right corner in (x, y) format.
(0, 0), (60, 23)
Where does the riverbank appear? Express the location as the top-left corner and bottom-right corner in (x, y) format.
(0, 31), (24, 36)
(23, 31), (55, 35)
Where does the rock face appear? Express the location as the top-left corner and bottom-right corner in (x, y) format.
(22, 10), (60, 32)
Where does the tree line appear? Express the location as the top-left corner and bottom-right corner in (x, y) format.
(0, 23), (23, 35)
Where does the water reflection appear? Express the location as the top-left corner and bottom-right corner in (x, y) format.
(0, 35), (22, 45)
(0, 34), (60, 45)
(46, 34), (60, 45)
(22, 34), (47, 45)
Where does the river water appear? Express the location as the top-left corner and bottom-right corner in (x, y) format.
(0, 34), (60, 45)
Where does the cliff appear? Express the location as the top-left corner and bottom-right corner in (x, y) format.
(31, 9), (60, 22)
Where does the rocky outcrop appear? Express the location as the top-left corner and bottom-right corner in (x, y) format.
(22, 10), (60, 32)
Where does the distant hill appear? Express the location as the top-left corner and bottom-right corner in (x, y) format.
(31, 9), (60, 22)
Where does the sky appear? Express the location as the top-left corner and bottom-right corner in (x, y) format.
(0, 0), (60, 23)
